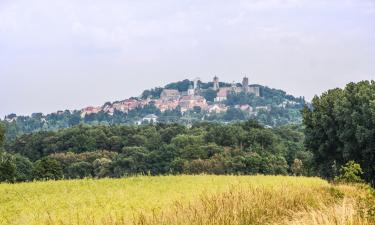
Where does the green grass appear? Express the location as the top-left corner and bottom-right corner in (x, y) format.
(0, 175), (373, 225)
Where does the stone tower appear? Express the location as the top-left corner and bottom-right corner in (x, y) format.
(213, 76), (220, 91)
(242, 77), (250, 93)
(193, 77), (201, 90)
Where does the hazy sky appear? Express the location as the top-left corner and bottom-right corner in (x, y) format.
(1, 0), (374, 117)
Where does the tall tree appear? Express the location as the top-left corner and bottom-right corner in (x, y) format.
(303, 81), (375, 185)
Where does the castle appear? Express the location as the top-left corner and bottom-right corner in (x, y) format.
(211, 76), (261, 102)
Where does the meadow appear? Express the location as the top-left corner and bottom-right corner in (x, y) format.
(0, 175), (374, 225)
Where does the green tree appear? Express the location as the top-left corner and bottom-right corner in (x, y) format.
(14, 154), (33, 182)
(0, 122), (5, 148)
(93, 158), (112, 178)
(0, 153), (16, 183)
(67, 161), (93, 178)
(33, 158), (63, 180)
(335, 161), (364, 183)
(303, 81), (375, 184)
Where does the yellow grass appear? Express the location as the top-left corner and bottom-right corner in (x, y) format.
(0, 175), (373, 225)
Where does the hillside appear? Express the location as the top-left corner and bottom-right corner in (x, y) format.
(0, 175), (374, 225)
(2, 77), (306, 140)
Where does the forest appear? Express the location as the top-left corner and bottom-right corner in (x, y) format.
(0, 120), (312, 182)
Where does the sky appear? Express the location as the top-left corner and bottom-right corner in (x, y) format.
(0, 0), (374, 117)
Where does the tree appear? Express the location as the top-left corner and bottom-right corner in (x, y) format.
(93, 158), (112, 178)
(201, 89), (217, 102)
(0, 122), (5, 148)
(224, 108), (246, 121)
(291, 159), (303, 176)
(0, 153), (16, 183)
(14, 154), (33, 182)
(67, 162), (93, 178)
(335, 161), (364, 183)
(33, 158), (63, 180)
(303, 81), (375, 184)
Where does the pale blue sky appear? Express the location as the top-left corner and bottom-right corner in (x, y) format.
(0, 0), (374, 117)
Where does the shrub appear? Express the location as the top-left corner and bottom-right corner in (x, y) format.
(335, 161), (364, 183)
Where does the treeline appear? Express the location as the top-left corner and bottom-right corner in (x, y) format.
(0, 120), (314, 182)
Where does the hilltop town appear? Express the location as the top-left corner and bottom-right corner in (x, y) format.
(80, 76), (289, 122)
(2, 76), (305, 139)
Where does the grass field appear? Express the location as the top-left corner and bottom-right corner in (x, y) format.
(0, 175), (374, 225)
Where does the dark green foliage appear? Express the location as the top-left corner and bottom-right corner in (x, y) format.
(0, 123), (5, 148)
(13, 154), (33, 182)
(141, 87), (164, 99)
(0, 153), (16, 183)
(33, 158), (63, 180)
(67, 162), (93, 179)
(201, 89), (217, 102)
(303, 81), (375, 185)
(224, 108), (246, 121)
(164, 79), (193, 92)
(2, 120), (313, 182)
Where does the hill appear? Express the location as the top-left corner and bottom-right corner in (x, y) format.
(2, 77), (306, 140)
(0, 175), (374, 225)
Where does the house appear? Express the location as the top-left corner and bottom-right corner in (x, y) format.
(81, 106), (102, 117)
(179, 95), (208, 112)
(160, 89), (180, 100)
(154, 99), (179, 112)
(206, 104), (228, 114)
(214, 88), (229, 102)
(235, 104), (253, 112)
(142, 114), (159, 124)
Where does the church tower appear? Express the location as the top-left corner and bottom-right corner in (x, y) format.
(213, 76), (220, 91)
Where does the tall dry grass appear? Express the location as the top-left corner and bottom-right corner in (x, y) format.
(128, 184), (340, 225)
(0, 176), (374, 225)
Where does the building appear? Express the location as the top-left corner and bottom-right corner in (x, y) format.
(142, 114), (158, 123)
(242, 77), (250, 92)
(160, 89), (180, 100)
(212, 76), (220, 91)
(214, 88), (230, 102)
(193, 77), (201, 90)
(248, 86), (261, 97)
(206, 104), (228, 114)
(187, 84), (195, 96)
(81, 106), (102, 117)
(235, 104), (253, 112)
(179, 95), (208, 112)
(154, 99), (179, 112)
(242, 76), (260, 97)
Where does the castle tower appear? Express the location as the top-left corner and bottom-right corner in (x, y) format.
(193, 77), (201, 90)
(242, 76), (250, 93)
(213, 76), (220, 91)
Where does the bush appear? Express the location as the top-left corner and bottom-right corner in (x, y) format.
(335, 161), (364, 183)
